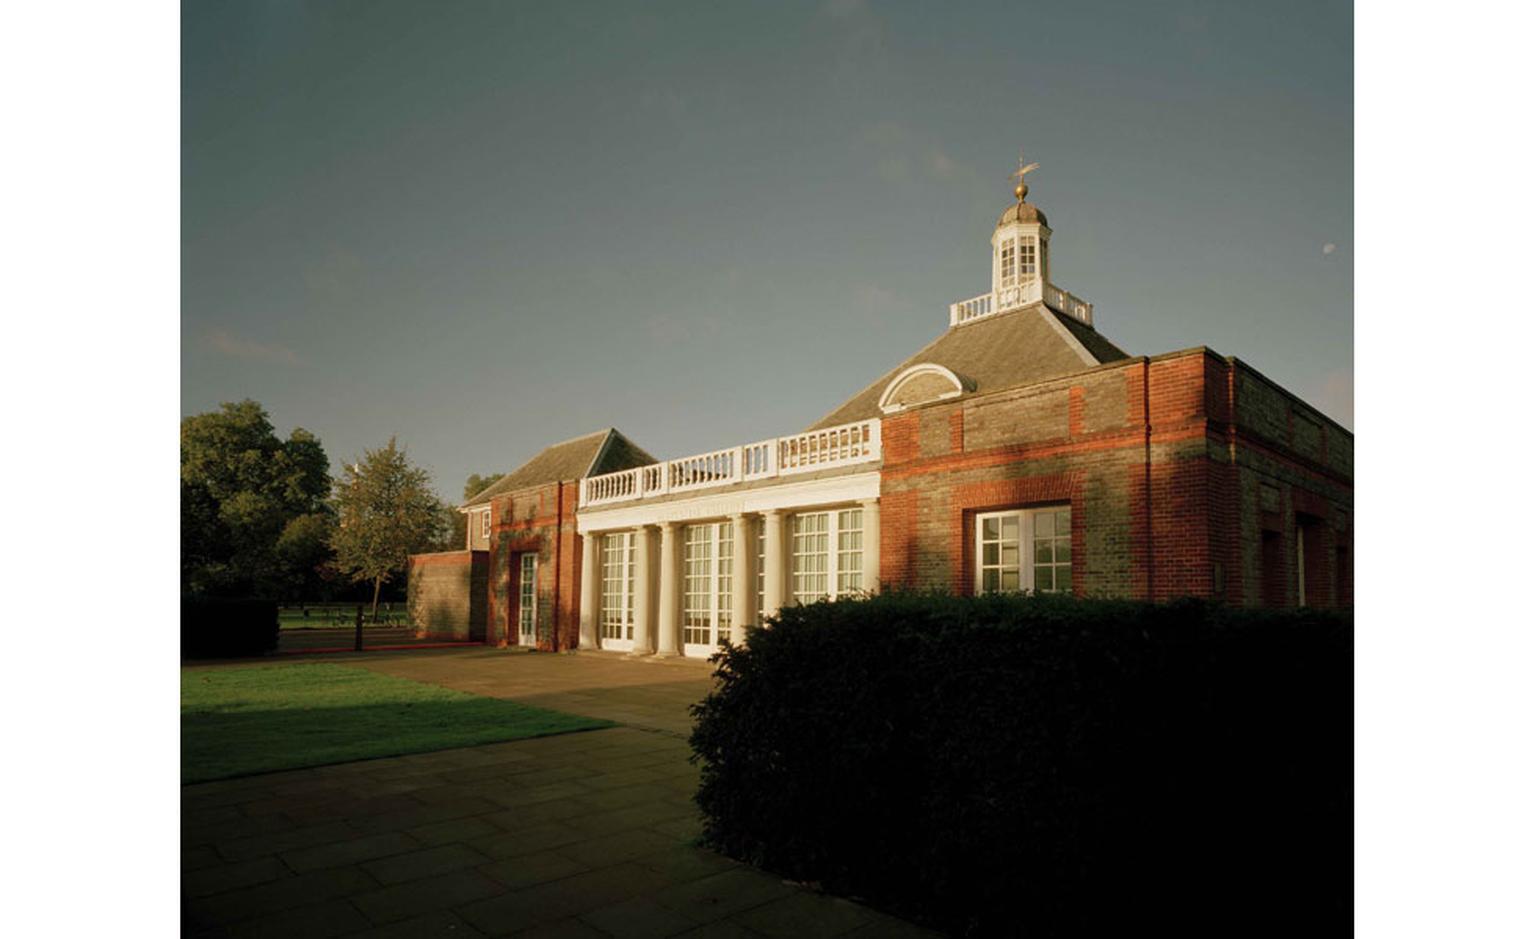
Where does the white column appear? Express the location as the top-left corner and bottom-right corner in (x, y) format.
(656, 522), (681, 656)
(729, 514), (753, 645)
(579, 533), (599, 650)
(860, 498), (880, 595)
(762, 509), (786, 621)
(633, 526), (655, 655)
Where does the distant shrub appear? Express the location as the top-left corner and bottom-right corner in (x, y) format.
(181, 596), (279, 658)
(689, 592), (1351, 937)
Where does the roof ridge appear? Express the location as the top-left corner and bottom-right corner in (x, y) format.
(801, 323), (956, 432)
(460, 429), (616, 507)
(582, 429), (618, 478)
(538, 428), (612, 448)
(804, 305), (1116, 431)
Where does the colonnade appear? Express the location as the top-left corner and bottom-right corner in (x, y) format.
(577, 499), (879, 656)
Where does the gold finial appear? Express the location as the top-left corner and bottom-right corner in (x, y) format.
(1011, 151), (1040, 203)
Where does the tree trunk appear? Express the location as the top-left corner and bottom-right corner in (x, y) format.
(371, 577), (383, 623)
(353, 604), (364, 652)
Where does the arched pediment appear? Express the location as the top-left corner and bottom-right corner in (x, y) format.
(878, 363), (971, 414)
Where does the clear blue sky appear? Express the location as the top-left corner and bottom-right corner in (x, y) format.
(182, 0), (1351, 501)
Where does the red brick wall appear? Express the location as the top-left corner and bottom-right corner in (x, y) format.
(486, 480), (584, 650)
(406, 550), (488, 640)
(879, 349), (1353, 607)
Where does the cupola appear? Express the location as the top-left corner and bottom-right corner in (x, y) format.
(991, 162), (1052, 307)
(948, 155), (1095, 329)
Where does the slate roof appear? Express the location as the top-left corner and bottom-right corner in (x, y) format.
(807, 302), (1132, 431)
(463, 428), (656, 507)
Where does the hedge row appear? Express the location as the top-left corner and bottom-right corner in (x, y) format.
(181, 596), (279, 658)
(689, 593), (1351, 936)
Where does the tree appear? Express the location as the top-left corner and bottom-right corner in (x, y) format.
(330, 437), (447, 620)
(181, 400), (333, 597)
(463, 473), (501, 502)
(274, 512), (338, 599)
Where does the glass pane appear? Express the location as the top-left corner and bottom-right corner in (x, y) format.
(1034, 512), (1054, 537)
(1057, 542), (1071, 563)
(1034, 566), (1054, 591)
(983, 517), (999, 539)
(1001, 545), (1018, 567)
(983, 570), (999, 592)
(1035, 541), (1053, 564)
(983, 543), (999, 565)
(1002, 516), (1019, 538)
(1056, 510), (1071, 532)
(1001, 569), (1020, 591)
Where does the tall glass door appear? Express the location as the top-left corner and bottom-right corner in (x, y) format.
(517, 553), (537, 645)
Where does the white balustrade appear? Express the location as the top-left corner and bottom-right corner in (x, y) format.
(948, 292), (994, 325)
(1044, 284), (1094, 325)
(579, 419), (882, 507)
(947, 282), (1093, 328)
(778, 421), (879, 474)
(667, 447), (737, 492)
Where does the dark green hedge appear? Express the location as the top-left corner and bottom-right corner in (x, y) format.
(689, 593), (1351, 937)
(181, 596), (279, 658)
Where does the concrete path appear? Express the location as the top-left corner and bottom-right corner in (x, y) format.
(182, 649), (938, 938)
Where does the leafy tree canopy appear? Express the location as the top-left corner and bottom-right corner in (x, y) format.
(181, 400), (334, 598)
(330, 437), (448, 618)
(463, 472), (503, 502)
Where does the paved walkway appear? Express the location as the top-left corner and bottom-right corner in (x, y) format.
(182, 649), (937, 938)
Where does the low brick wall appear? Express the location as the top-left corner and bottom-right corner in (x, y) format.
(406, 550), (488, 641)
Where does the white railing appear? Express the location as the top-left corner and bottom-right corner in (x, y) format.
(580, 419), (882, 508)
(948, 292), (994, 326)
(1044, 284), (1094, 325)
(948, 281), (1093, 328)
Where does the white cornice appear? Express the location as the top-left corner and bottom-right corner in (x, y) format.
(577, 472), (880, 534)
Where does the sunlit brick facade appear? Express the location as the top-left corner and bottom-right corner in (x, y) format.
(409, 176), (1352, 653)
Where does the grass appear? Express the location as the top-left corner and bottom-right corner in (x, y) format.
(278, 608), (408, 630)
(182, 662), (612, 784)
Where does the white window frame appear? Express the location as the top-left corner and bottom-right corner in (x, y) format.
(517, 553), (537, 645)
(481, 509), (492, 541)
(683, 521), (733, 657)
(599, 532), (636, 651)
(790, 508), (864, 605)
(973, 506), (1071, 595)
(755, 524), (766, 624)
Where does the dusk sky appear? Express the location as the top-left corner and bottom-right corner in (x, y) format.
(182, 0), (1351, 501)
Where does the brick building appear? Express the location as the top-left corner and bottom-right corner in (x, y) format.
(409, 171), (1352, 653)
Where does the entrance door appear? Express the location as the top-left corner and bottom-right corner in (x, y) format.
(517, 553), (537, 646)
(599, 532), (636, 652)
(683, 521), (733, 658)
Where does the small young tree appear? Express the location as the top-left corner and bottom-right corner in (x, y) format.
(330, 438), (446, 621)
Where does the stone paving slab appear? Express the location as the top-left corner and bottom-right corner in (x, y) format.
(184, 650), (940, 937)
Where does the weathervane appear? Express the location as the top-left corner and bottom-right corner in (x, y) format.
(1011, 151), (1040, 203)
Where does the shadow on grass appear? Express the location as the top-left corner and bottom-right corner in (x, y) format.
(182, 663), (613, 784)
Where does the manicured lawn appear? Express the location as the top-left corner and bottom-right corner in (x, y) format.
(182, 663), (612, 784)
(278, 607), (408, 630)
